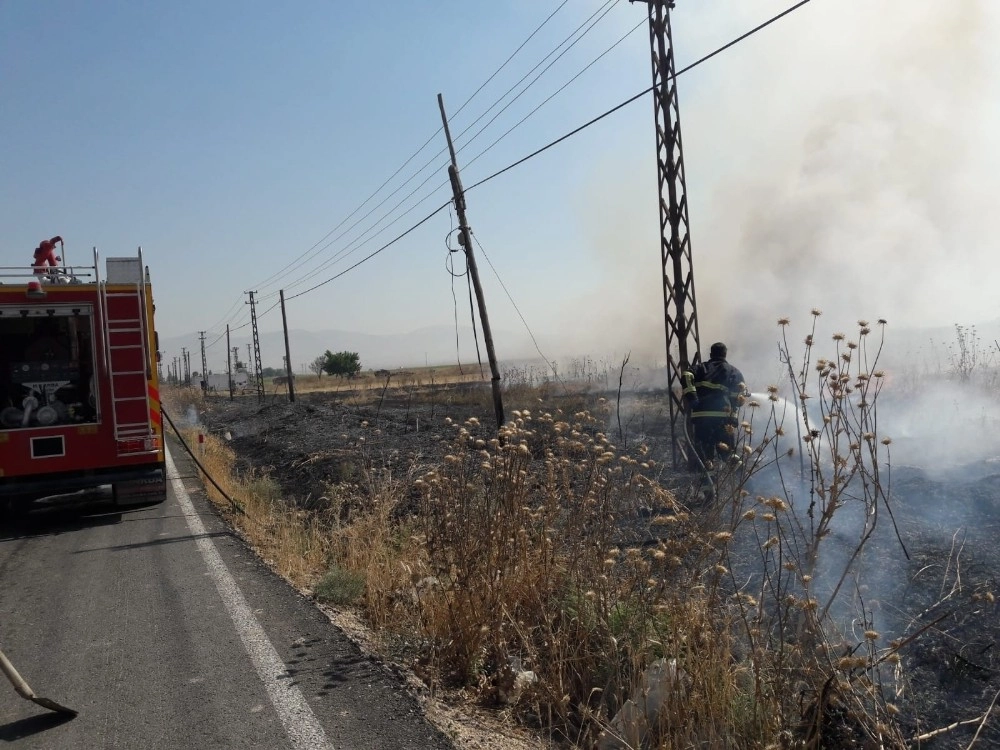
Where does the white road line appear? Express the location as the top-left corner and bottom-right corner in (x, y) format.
(165, 446), (333, 750)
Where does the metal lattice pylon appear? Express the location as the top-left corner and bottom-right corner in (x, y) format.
(645, 0), (701, 468)
(247, 291), (265, 402)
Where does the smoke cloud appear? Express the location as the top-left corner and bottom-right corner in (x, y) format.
(565, 0), (1000, 387)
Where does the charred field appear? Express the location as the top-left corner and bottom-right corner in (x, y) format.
(182, 376), (1000, 749)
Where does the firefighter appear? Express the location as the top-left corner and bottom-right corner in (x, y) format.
(682, 342), (746, 469)
(32, 236), (63, 275)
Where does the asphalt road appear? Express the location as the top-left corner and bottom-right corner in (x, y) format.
(0, 444), (452, 749)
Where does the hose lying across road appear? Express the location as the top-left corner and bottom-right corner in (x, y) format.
(161, 407), (247, 516)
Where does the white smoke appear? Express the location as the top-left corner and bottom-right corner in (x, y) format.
(561, 0), (1000, 386)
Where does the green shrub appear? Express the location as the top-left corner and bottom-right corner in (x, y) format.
(315, 565), (365, 605)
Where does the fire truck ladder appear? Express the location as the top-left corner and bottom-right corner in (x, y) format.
(101, 252), (157, 456)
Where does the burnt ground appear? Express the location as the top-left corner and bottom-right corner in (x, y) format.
(187, 385), (1000, 749)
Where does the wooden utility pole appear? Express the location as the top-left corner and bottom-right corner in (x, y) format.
(437, 93), (505, 430)
(198, 331), (208, 392)
(279, 289), (295, 403)
(226, 324), (233, 401)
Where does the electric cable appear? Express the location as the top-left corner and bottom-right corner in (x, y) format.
(450, 0), (618, 151)
(470, 231), (559, 380)
(467, 0), (816, 193)
(263, 2), (630, 299)
(256, 0), (619, 299)
(208, 0), (815, 326)
(206, 330), (227, 349)
(274, 176), (452, 296)
(456, 0), (571, 121)
(465, 255), (485, 379)
(453, 0), (622, 157)
(206, 298), (246, 335)
(465, 16), (646, 170)
(245, 1), (573, 297)
(284, 201), (451, 301)
(208, 1), (629, 325)
(445, 207), (466, 375)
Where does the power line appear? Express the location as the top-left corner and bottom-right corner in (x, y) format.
(455, 0), (572, 119)
(258, 3), (629, 301)
(285, 201), (451, 302)
(254, 1), (617, 299)
(470, 230), (556, 375)
(245, 1), (573, 298)
(208, 2), (622, 330)
(271, 179), (453, 298)
(453, 0), (622, 158)
(466, 16), (646, 171)
(467, 0), (817, 193)
(212, 0), (816, 319)
(451, 0), (619, 148)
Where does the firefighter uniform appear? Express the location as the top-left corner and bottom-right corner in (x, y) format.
(682, 342), (746, 467)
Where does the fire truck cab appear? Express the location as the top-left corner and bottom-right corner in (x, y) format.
(0, 248), (166, 513)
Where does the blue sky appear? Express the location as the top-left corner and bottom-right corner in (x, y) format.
(3, 1), (998, 376)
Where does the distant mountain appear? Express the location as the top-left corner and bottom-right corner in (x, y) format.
(160, 318), (1000, 378)
(159, 325), (537, 373)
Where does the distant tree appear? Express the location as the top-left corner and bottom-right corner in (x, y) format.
(322, 350), (362, 379)
(310, 355), (327, 378)
(261, 366), (282, 378)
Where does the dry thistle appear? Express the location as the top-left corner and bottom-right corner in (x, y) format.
(778, 317), (790, 326)
(864, 630), (880, 641)
(763, 497), (789, 511)
(812, 308), (822, 316)
(832, 332), (845, 341)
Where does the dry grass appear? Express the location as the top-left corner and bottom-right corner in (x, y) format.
(278, 365), (487, 396)
(162, 315), (989, 748)
(164, 386), (331, 589)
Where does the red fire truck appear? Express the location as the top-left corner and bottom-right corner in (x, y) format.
(0, 245), (166, 513)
